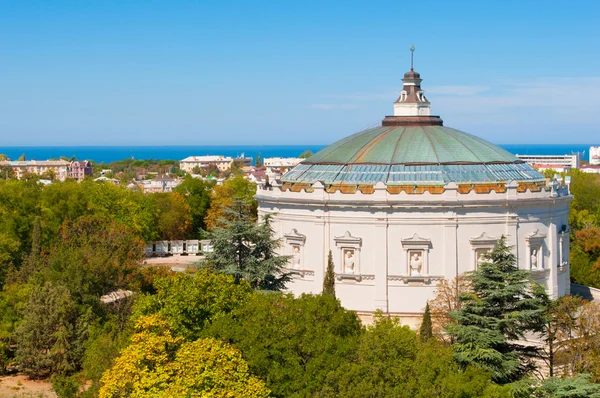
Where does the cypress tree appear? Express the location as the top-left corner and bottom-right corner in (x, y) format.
(322, 250), (335, 298)
(448, 235), (549, 384)
(419, 302), (433, 342)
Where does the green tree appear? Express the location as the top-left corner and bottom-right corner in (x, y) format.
(0, 154), (7, 161)
(448, 236), (549, 384)
(173, 176), (213, 234)
(42, 216), (144, 304)
(17, 153), (26, 161)
(132, 271), (253, 341)
(299, 150), (313, 159)
(151, 192), (192, 240)
(323, 250), (336, 298)
(13, 283), (81, 378)
(319, 313), (507, 397)
(99, 314), (270, 398)
(203, 200), (290, 291)
(255, 152), (263, 167)
(207, 293), (361, 398)
(204, 175), (256, 231)
(419, 302), (433, 342)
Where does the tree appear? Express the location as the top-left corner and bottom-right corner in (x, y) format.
(429, 275), (470, 343)
(204, 176), (257, 231)
(319, 313), (508, 398)
(207, 293), (361, 398)
(132, 271), (253, 341)
(299, 150), (313, 159)
(323, 250), (336, 298)
(419, 302), (433, 342)
(202, 200), (290, 291)
(17, 153), (26, 161)
(173, 176), (213, 234)
(544, 297), (600, 380)
(152, 192), (192, 240)
(43, 216), (144, 304)
(99, 314), (269, 398)
(13, 283), (81, 378)
(255, 153), (263, 167)
(448, 236), (549, 384)
(0, 154), (7, 161)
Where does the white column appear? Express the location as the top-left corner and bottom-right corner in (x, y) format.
(549, 222), (558, 298)
(373, 220), (389, 312)
(444, 214), (458, 278)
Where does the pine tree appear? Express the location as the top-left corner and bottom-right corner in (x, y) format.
(202, 198), (290, 291)
(448, 236), (549, 384)
(322, 250), (335, 298)
(419, 302), (433, 342)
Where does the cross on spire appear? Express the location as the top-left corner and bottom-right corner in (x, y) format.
(410, 45), (415, 71)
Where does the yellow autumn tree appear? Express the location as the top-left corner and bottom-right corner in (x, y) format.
(99, 314), (269, 398)
(428, 276), (471, 343)
(204, 176), (257, 231)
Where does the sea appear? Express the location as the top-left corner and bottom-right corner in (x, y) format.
(0, 144), (595, 164)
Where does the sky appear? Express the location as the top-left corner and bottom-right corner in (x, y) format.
(1, 0), (599, 146)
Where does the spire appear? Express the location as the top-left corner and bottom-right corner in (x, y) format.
(392, 46), (431, 117)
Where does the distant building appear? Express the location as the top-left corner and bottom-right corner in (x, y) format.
(516, 154), (580, 169)
(590, 146), (600, 165)
(68, 160), (93, 181)
(140, 175), (181, 193)
(0, 160), (70, 181)
(94, 176), (120, 185)
(263, 157), (303, 176)
(531, 164), (572, 174)
(580, 165), (600, 174)
(180, 156), (234, 173)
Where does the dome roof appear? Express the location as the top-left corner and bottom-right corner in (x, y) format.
(283, 125), (544, 186)
(282, 65), (544, 187)
(305, 125), (518, 165)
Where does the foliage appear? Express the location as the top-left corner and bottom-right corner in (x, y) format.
(322, 250), (335, 298)
(151, 192), (192, 240)
(13, 283), (82, 378)
(419, 302), (433, 342)
(99, 314), (269, 398)
(319, 313), (509, 398)
(173, 176), (213, 234)
(207, 293), (362, 398)
(202, 200), (290, 291)
(567, 169), (600, 288)
(132, 270), (253, 341)
(299, 150), (313, 159)
(0, 282), (30, 373)
(51, 374), (79, 398)
(534, 374), (600, 397)
(540, 295), (600, 380)
(429, 275), (470, 343)
(42, 216), (144, 304)
(449, 236), (549, 384)
(204, 176), (257, 231)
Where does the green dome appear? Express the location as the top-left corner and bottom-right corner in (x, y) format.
(283, 126), (544, 186)
(305, 125), (518, 165)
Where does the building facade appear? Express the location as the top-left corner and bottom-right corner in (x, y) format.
(0, 160), (70, 181)
(516, 154), (580, 169)
(68, 160), (93, 181)
(256, 67), (572, 326)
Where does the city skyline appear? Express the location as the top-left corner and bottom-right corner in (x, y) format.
(1, 0), (599, 146)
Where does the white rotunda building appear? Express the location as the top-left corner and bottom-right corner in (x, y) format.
(256, 65), (571, 324)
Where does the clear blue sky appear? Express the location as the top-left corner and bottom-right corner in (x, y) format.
(1, 0), (599, 146)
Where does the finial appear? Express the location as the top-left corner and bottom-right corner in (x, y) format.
(410, 45), (415, 71)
